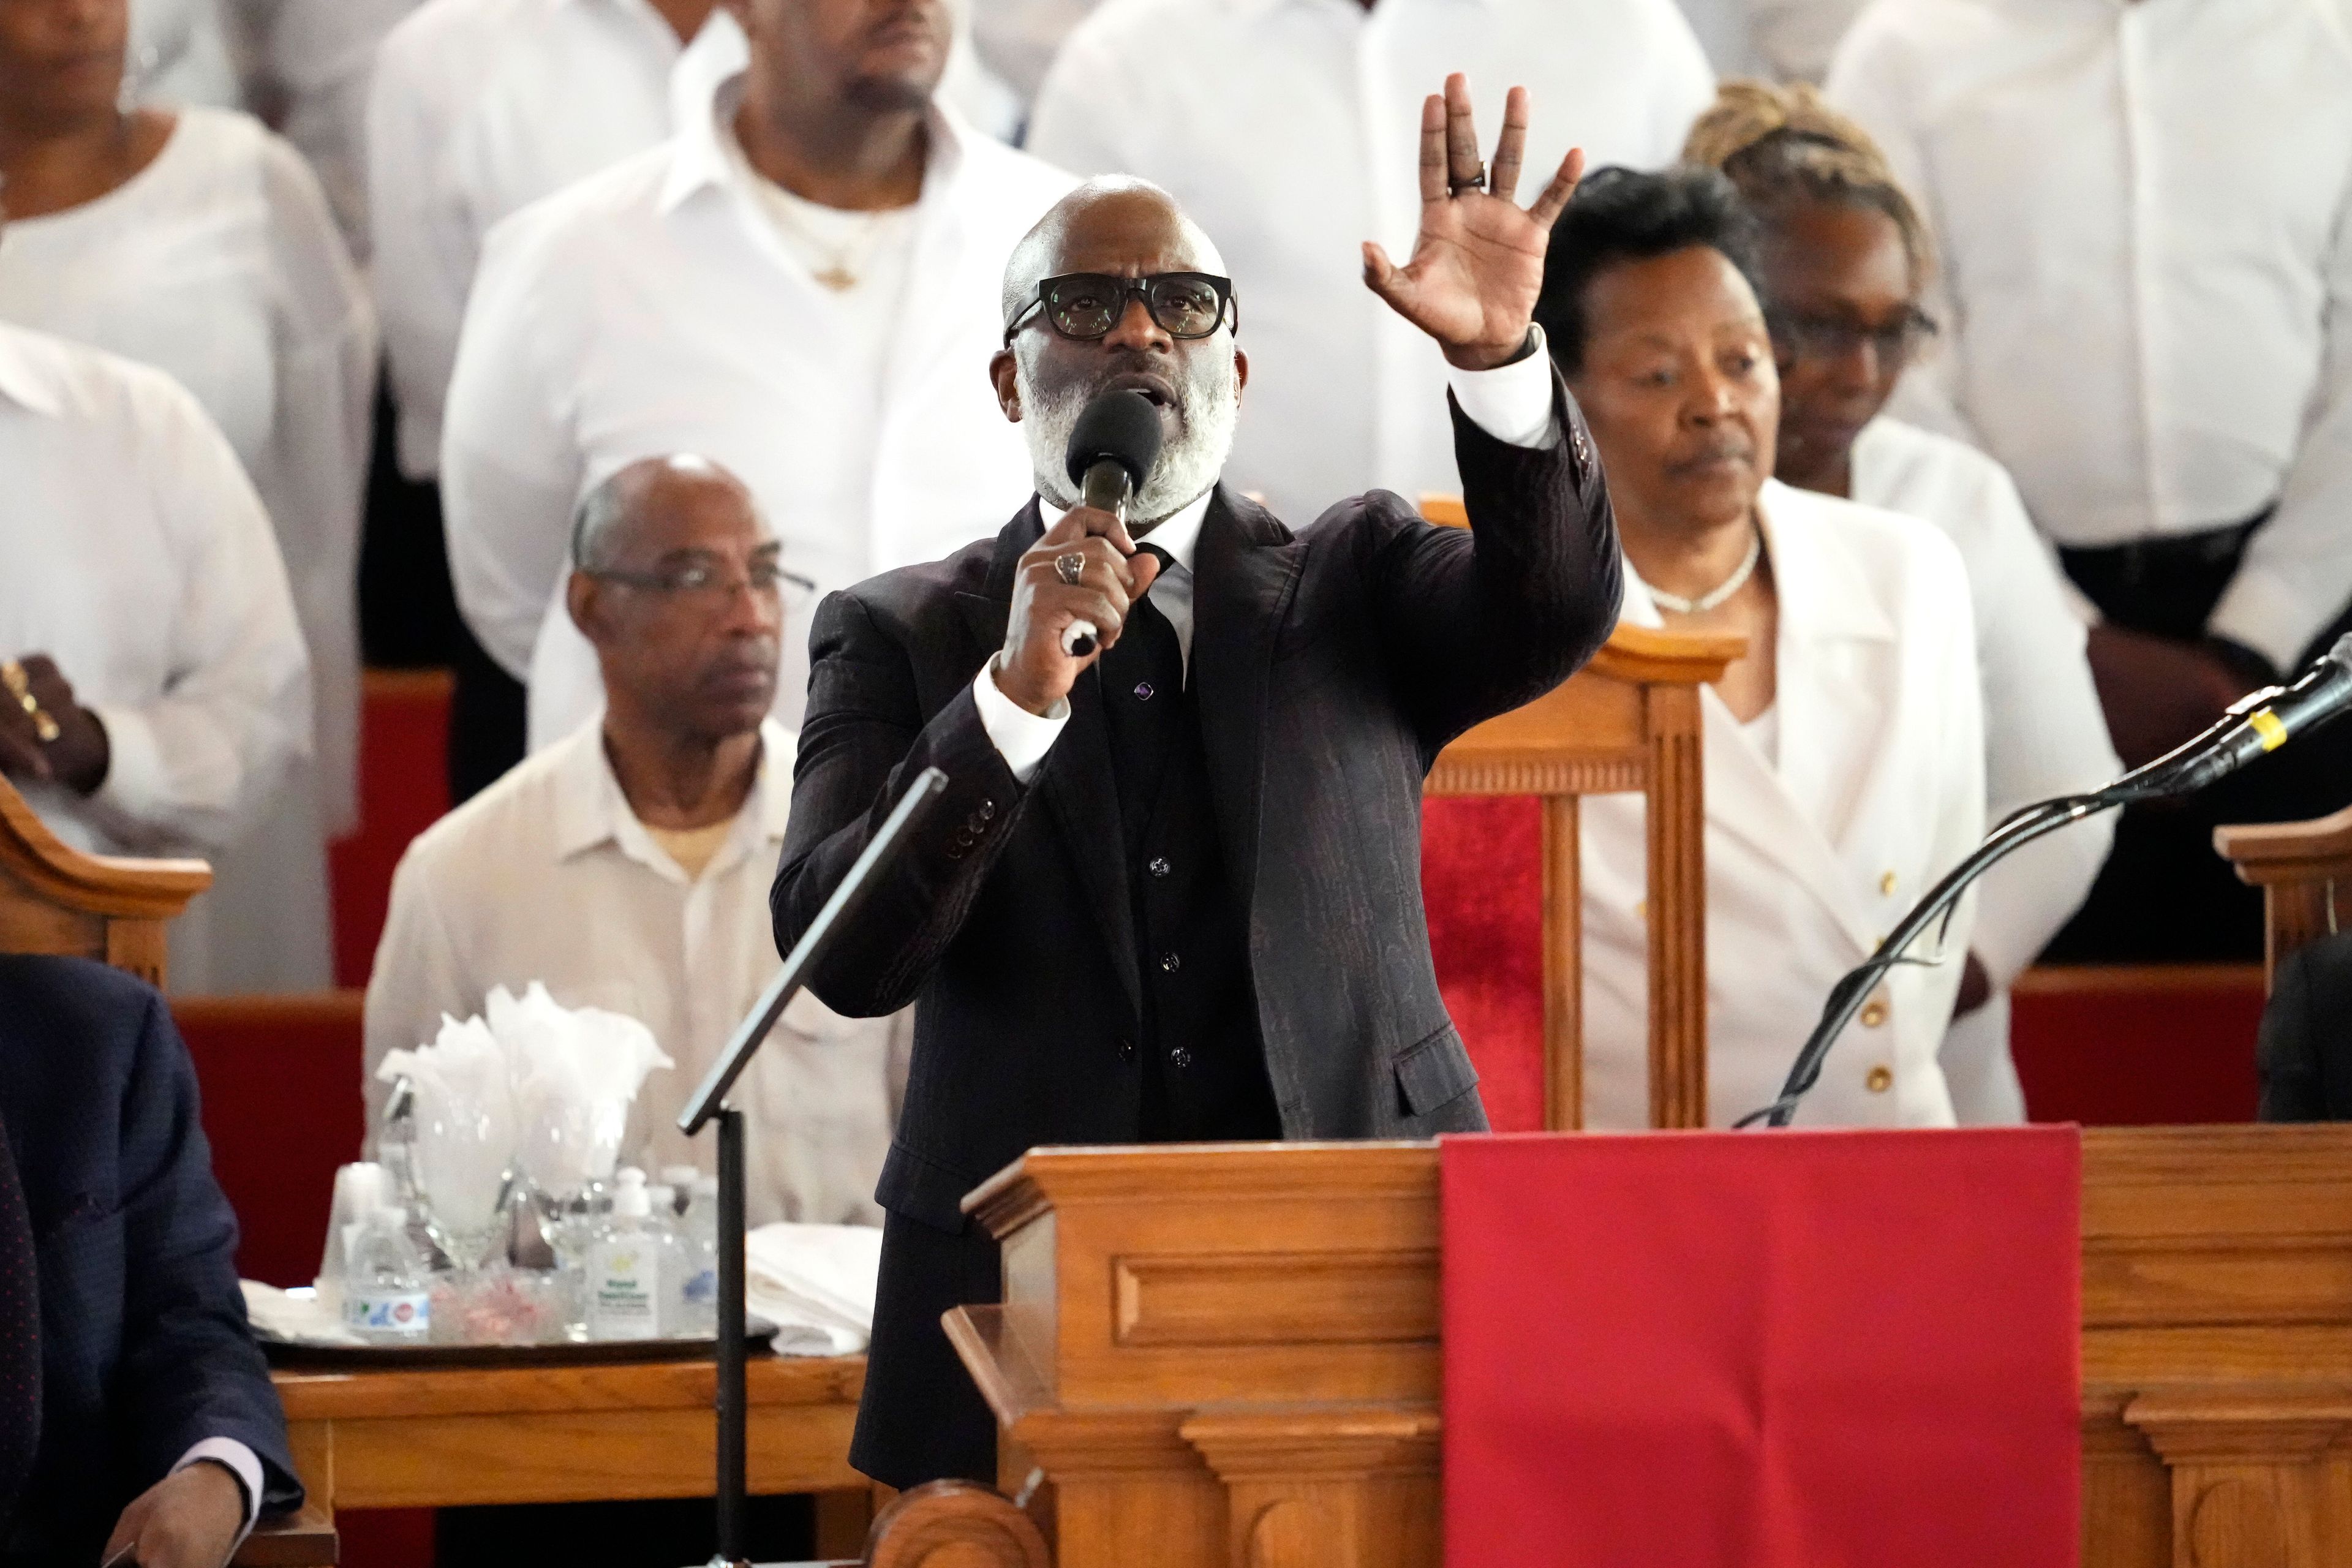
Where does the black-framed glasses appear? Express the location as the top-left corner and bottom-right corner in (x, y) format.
(587, 559), (815, 600)
(1003, 271), (1238, 347)
(1768, 306), (1939, 365)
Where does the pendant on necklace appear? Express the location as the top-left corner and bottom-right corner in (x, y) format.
(813, 267), (858, 292)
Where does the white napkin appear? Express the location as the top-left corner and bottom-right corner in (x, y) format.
(745, 1223), (883, 1357)
(241, 1281), (364, 1347)
(489, 982), (674, 1193)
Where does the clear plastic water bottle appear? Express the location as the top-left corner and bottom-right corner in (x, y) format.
(588, 1168), (681, 1341)
(680, 1173), (720, 1338)
(342, 1204), (432, 1344)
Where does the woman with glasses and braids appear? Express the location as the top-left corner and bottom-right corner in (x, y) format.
(1684, 81), (2118, 1125)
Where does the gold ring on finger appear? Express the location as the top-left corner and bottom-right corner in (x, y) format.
(1054, 551), (1088, 586)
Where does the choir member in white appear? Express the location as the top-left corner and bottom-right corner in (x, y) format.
(0, 320), (311, 993)
(367, 0), (742, 484)
(368, 456), (899, 1226)
(440, 0), (1072, 752)
(1537, 168), (1983, 1129)
(0, 0), (374, 991)
(1828, 0), (2352, 960)
(1025, 0), (1714, 526)
(1684, 82), (2120, 1124)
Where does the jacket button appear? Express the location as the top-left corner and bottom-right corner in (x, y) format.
(978, 799), (995, 821)
(967, 813), (988, 834)
(1147, 856), (1171, 878)
(1866, 1065), (1894, 1094)
(1170, 1046), (1193, 1069)
(1860, 1000), (1889, 1028)
(1118, 1039), (1136, 1062)
(1160, 951), (1182, 973)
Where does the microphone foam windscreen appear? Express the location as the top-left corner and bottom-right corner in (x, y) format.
(1065, 388), (1165, 491)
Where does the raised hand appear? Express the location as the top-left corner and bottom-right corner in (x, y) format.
(1362, 75), (1586, 371)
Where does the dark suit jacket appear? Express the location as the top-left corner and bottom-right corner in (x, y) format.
(2258, 931), (2352, 1120)
(772, 380), (1620, 1230)
(0, 955), (300, 1562)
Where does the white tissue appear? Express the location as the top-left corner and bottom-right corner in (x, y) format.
(491, 982), (674, 1194)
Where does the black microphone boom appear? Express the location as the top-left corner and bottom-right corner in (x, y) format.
(1743, 631), (2352, 1130)
(1060, 389), (1165, 658)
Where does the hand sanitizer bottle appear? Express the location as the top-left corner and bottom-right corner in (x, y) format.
(680, 1173), (721, 1338)
(343, 1204), (431, 1344)
(589, 1168), (676, 1341)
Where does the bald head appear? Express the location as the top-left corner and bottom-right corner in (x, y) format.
(571, 454), (756, 573)
(565, 454), (782, 747)
(1000, 178), (1229, 333)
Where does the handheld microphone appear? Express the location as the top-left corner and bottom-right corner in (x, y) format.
(1058, 390), (1164, 658)
(2107, 631), (2352, 801)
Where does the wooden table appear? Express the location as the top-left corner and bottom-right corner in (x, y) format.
(270, 1352), (880, 1556)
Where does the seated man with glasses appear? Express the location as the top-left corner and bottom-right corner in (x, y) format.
(1683, 81), (2118, 1125)
(366, 454), (903, 1232)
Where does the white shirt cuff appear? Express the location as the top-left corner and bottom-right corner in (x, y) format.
(174, 1436), (264, 1536)
(971, 655), (1068, 785)
(1446, 325), (1560, 450)
(86, 703), (167, 824)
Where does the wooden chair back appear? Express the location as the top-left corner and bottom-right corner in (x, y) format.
(0, 774), (210, 987)
(1421, 496), (1740, 1128)
(2215, 804), (2352, 987)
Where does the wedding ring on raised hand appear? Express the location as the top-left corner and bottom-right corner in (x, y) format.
(1449, 161), (1487, 197)
(1054, 551), (1089, 586)
(0, 661), (59, 744)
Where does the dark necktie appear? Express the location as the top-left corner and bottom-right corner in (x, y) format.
(1099, 545), (1185, 856)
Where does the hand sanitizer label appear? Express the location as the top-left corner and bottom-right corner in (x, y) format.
(592, 1243), (661, 1340)
(345, 1290), (430, 1338)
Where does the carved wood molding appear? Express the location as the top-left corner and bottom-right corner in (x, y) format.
(0, 775), (210, 917)
(1424, 756), (1645, 799)
(2124, 1387), (2352, 1464)
(865, 1480), (1052, 1568)
(1113, 1250), (1440, 1351)
(1182, 1405), (1441, 1482)
(1006, 1406), (1201, 1477)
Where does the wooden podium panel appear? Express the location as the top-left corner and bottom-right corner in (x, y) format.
(922, 1128), (2352, 1568)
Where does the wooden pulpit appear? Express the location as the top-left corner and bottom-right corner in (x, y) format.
(2216, 802), (2352, 983)
(864, 1131), (2352, 1568)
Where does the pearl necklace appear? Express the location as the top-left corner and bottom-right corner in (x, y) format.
(1649, 527), (1763, 616)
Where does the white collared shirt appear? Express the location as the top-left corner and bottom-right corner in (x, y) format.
(0, 322), (312, 993)
(970, 341), (1559, 779)
(369, 0), (747, 478)
(365, 717), (904, 1226)
(0, 106), (375, 850)
(1828, 0), (2352, 671)
(1025, 0), (1712, 525)
(1581, 480), (1985, 1131)
(440, 67), (1076, 749)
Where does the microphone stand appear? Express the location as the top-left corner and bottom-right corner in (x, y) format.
(1742, 679), (2352, 1129)
(677, 766), (948, 1566)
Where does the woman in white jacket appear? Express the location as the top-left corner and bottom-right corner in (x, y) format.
(1684, 83), (2120, 1124)
(1536, 166), (1985, 1129)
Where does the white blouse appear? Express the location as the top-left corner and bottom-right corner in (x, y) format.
(0, 106), (377, 846)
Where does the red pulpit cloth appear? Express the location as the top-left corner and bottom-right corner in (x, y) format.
(1441, 1128), (2081, 1567)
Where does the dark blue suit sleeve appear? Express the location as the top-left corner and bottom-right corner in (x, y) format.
(110, 991), (302, 1515)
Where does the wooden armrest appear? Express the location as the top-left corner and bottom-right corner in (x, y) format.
(230, 1503), (337, 1566)
(2215, 802), (2352, 884)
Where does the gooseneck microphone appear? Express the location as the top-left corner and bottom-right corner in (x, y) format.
(1058, 389), (1165, 658)
(1743, 631), (2352, 1130)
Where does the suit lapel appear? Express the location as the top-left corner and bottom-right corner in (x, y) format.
(1190, 488), (1305, 927)
(957, 501), (1143, 1016)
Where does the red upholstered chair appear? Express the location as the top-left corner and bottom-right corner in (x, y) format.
(1417, 497), (1740, 1130)
(328, 669), (453, 987)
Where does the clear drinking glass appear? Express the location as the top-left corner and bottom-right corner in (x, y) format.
(409, 1081), (512, 1277)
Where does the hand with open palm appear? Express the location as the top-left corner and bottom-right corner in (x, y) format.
(1363, 74), (1586, 372)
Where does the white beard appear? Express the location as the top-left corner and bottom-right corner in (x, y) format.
(1022, 348), (1242, 526)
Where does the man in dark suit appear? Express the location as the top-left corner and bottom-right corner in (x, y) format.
(772, 74), (1621, 1488)
(2258, 930), (2352, 1120)
(0, 954), (301, 1567)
